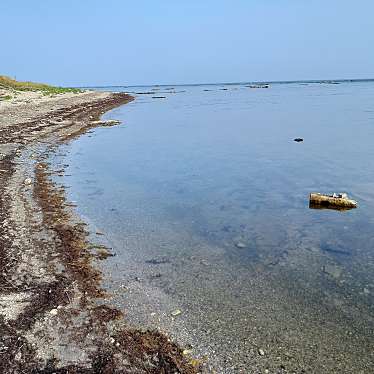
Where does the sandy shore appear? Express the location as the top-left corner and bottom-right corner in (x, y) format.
(0, 89), (198, 372)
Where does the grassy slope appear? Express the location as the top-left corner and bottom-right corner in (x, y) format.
(0, 75), (81, 95)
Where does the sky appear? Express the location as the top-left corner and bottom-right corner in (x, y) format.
(1, 0), (374, 86)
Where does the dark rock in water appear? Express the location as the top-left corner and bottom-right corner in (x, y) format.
(135, 91), (156, 95)
(222, 225), (232, 233)
(152, 96), (166, 99)
(294, 138), (304, 142)
(320, 243), (351, 256)
(146, 257), (170, 265)
(247, 85), (269, 89)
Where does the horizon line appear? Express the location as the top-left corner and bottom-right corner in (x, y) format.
(73, 77), (374, 89)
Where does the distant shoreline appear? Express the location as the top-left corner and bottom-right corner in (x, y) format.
(76, 77), (374, 89)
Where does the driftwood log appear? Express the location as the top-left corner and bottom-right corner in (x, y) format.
(309, 193), (357, 209)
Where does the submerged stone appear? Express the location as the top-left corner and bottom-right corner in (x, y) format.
(235, 242), (247, 249)
(323, 264), (343, 279)
(171, 309), (182, 317)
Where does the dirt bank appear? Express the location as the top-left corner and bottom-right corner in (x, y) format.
(0, 90), (198, 373)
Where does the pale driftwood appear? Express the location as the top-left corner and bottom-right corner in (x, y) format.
(309, 193), (357, 209)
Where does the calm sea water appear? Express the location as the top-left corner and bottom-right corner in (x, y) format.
(56, 82), (374, 372)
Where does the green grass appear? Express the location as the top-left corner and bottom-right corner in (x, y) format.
(0, 95), (12, 101)
(0, 75), (81, 95)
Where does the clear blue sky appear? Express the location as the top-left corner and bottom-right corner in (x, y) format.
(1, 0), (373, 86)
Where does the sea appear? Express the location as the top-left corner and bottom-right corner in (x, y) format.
(52, 80), (374, 372)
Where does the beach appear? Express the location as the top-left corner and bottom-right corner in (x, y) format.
(0, 88), (197, 373)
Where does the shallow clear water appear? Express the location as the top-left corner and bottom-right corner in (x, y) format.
(58, 82), (374, 371)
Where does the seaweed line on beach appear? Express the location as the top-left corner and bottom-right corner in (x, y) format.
(0, 91), (199, 373)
